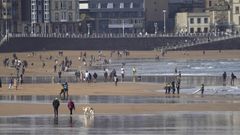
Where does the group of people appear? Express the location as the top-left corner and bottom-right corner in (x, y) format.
(223, 71), (237, 86)
(52, 98), (75, 117)
(165, 76), (181, 94)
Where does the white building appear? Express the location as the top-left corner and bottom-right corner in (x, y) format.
(175, 12), (210, 33)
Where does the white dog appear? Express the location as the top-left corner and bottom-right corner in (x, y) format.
(82, 106), (95, 116)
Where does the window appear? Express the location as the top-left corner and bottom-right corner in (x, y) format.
(190, 18), (194, 24)
(204, 27), (208, 33)
(102, 3), (107, 8)
(130, 2), (133, 8)
(120, 3), (124, 8)
(68, 12), (73, 21)
(61, 1), (67, 9)
(197, 18), (201, 24)
(190, 28), (194, 33)
(61, 12), (67, 21)
(98, 3), (101, 9)
(68, 1), (72, 10)
(204, 18), (208, 23)
(239, 16), (240, 25)
(209, 1), (212, 7)
(55, 1), (58, 10)
(107, 3), (113, 8)
(236, 7), (239, 14)
(55, 12), (59, 21)
(197, 28), (201, 33)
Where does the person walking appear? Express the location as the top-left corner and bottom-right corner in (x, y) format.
(132, 67), (136, 82)
(93, 72), (98, 83)
(231, 72), (237, 86)
(121, 66), (125, 82)
(171, 81), (175, 94)
(67, 99), (75, 115)
(201, 84), (204, 96)
(114, 75), (119, 86)
(222, 71), (227, 86)
(52, 98), (60, 117)
(63, 82), (69, 99)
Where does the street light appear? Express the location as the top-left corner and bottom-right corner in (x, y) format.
(87, 23), (90, 35)
(5, 5), (8, 35)
(154, 22), (158, 34)
(122, 19), (125, 36)
(163, 9), (166, 33)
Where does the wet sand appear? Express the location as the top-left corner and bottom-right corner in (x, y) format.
(1, 83), (240, 116)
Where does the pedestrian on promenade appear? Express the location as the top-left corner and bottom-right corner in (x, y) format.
(67, 99), (75, 115)
(223, 71), (227, 86)
(52, 98), (60, 117)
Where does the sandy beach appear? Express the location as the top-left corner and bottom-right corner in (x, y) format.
(0, 50), (239, 76)
(0, 50), (240, 116)
(1, 83), (240, 116)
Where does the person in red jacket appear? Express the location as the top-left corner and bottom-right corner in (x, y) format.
(67, 99), (75, 115)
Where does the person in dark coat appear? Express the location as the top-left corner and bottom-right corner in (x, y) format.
(222, 72), (227, 86)
(201, 84), (204, 95)
(52, 98), (60, 117)
(67, 99), (75, 115)
(93, 72), (98, 83)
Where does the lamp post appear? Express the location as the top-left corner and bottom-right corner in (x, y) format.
(154, 22), (158, 34)
(163, 10), (166, 33)
(5, 5), (8, 35)
(122, 19), (125, 36)
(87, 23), (90, 35)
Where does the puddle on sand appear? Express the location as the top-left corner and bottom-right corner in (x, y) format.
(0, 112), (240, 135)
(1, 95), (240, 104)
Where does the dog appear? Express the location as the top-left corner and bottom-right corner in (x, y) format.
(82, 106), (95, 116)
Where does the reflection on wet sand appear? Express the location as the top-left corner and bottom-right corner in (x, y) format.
(0, 112), (240, 135)
(1, 95), (240, 104)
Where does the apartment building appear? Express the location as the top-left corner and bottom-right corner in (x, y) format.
(175, 12), (210, 33)
(50, 0), (79, 34)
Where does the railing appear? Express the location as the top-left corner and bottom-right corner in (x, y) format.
(165, 33), (240, 50)
(0, 34), (8, 47)
(9, 32), (230, 39)
(0, 75), (239, 87)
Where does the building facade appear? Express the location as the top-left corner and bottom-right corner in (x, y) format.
(50, 0), (79, 34)
(230, 0), (240, 32)
(30, 0), (50, 33)
(145, 0), (168, 33)
(88, 0), (145, 34)
(0, 0), (23, 34)
(175, 12), (210, 33)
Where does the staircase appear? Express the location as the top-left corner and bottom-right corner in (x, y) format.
(0, 34), (8, 47)
(166, 34), (240, 50)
